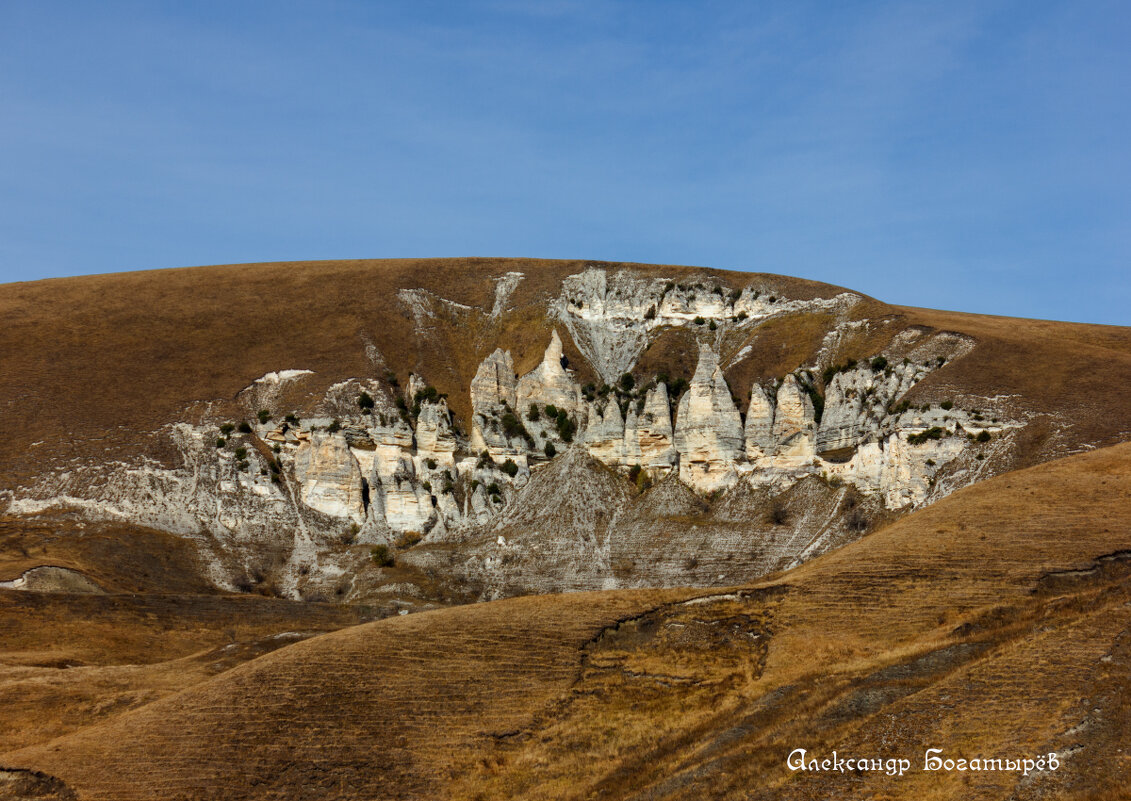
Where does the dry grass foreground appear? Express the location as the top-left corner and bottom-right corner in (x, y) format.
(2, 441), (1129, 800)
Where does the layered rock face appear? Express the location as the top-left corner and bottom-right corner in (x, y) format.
(584, 400), (626, 464)
(293, 435), (366, 523)
(674, 344), (744, 492)
(4, 265), (1022, 600)
(623, 383), (676, 469)
(515, 331), (583, 418)
(470, 349), (522, 457)
(743, 384), (775, 459)
(815, 360), (926, 455)
(770, 375), (817, 465)
(414, 399), (457, 468)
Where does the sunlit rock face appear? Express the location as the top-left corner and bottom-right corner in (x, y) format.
(470, 348), (523, 456)
(414, 399), (457, 468)
(674, 344), (744, 492)
(771, 375), (816, 465)
(623, 383), (676, 470)
(585, 399), (626, 464)
(293, 435), (366, 523)
(744, 383), (776, 460)
(515, 330), (584, 418)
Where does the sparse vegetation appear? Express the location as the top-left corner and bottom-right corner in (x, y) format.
(370, 545), (394, 567)
(396, 531), (424, 549)
(908, 427), (945, 445)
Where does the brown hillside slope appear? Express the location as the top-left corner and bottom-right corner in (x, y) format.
(6, 441), (1131, 800)
(0, 258), (856, 486)
(3, 258), (1129, 493)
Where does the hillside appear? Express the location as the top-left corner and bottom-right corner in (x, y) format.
(2, 258), (1129, 606)
(4, 440), (1129, 800)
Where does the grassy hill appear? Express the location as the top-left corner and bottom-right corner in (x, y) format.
(4, 440), (1129, 800)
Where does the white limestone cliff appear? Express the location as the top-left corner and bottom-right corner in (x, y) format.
(771, 375), (816, 465)
(744, 383), (776, 460)
(293, 435), (366, 523)
(674, 344), (744, 492)
(622, 383), (676, 470)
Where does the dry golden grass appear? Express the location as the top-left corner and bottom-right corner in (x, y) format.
(2, 442), (1129, 799)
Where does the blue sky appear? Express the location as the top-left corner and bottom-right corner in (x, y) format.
(1, 1), (1128, 324)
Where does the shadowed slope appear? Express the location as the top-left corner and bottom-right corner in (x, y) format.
(6, 443), (1131, 800)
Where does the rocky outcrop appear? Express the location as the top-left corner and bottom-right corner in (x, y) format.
(674, 345), (744, 492)
(293, 435), (366, 523)
(414, 399), (457, 467)
(744, 383), (776, 459)
(585, 400), (626, 464)
(816, 360), (927, 456)
(623, 383), (676, 469)
(471, 348), (517, 410)
(470, 349), (521, 455)
(371, 462), (434, 534)
(771, 375), (816, 464)
(515, 331), (583, 417)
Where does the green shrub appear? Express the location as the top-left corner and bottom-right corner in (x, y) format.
(544, 404), (558, 419)
(737, 311), (748, 321)
(728, 288), (741, 302)
(544, 441), (557, 458)
(358, 391), (375, 411)
(238, 421), (252, 434)
(422, 480), (431, 492)
(219, 423), (234, 436)
(328, 419), (342, 433)
(527, 403), (541, 421)
(257, 409), (271, 425)
(272, 444), (281, 453)
(284, 413), (299, 425)
(709, 320), (718, 331)
(941, 400), (954, 411)
(425, 457), (437, 469)
(215, 437), (226, 449)
(500, 459), (519, 477)
(975, 430), (991, 443)
(693, 316), (706, 325)
(870, 356), (888, 371)
(237, 460), (249, 472)
(620, 372), (635, 391)
(644, 306), (656, 320)
(234, 446), (248, 460)
(555, 410), (576, 443)
(486, 482), (501, 496)
(501, 412), (533, 445)
(370, 545), (395, 567)
(908, 427), (945, 445)
(477, 451), (495, 469)
(628, 464), (642, 483)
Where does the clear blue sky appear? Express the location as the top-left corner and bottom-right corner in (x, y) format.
(2, 1), (1128, 324)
